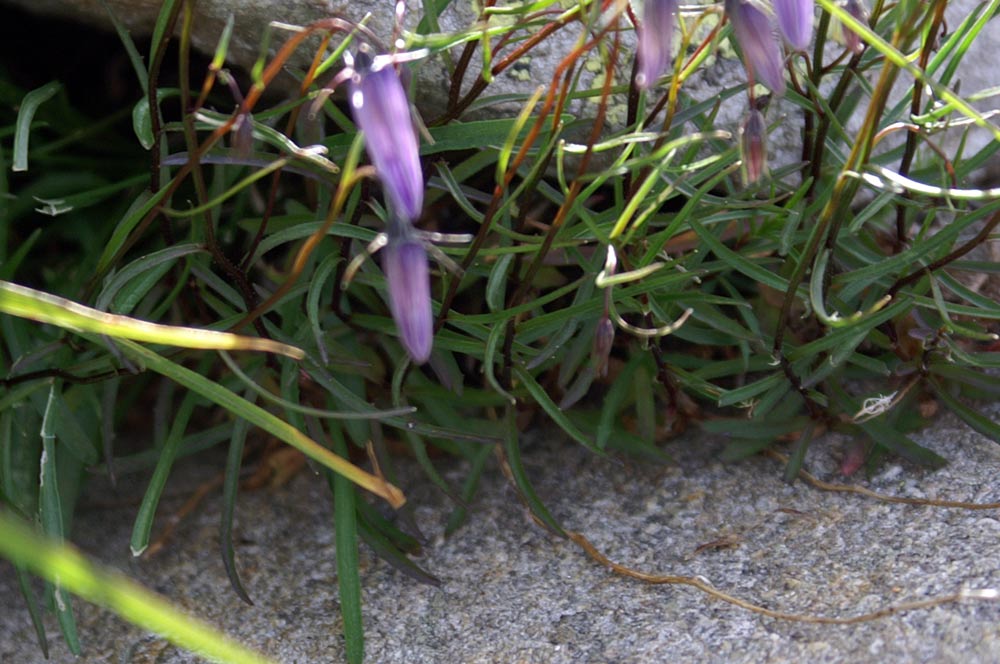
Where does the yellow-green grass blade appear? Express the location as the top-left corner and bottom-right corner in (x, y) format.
(112, 338), (406, 509)
(0, 280), (304, 359)
(0, 510), (277, 664)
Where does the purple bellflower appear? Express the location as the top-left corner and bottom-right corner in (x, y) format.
(349, 51), (424, 224)
(725, 0), (786, 96)
(739, 107), (768, 186)
(832, 0), (868, 55)
(773, 0), (814, 51)
(382, 224), (433, 364)
(636, 0), (678, 90)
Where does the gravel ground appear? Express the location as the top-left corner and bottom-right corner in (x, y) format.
(3, 403), (1000, 663)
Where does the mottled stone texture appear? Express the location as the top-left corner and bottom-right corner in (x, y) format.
(3, 0), (996, 171)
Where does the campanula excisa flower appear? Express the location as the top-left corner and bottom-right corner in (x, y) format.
(382, 224), (433, 364)
(636, 0), (678, 90)
(773, 0), (814, 51)
(725, 0), (786, 96)
(349, 51), (424, 224)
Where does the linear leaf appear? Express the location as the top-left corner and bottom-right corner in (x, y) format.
(111, 339), (405, 508)
(0, 511), (276, 664)
(0, 280), (304, 359)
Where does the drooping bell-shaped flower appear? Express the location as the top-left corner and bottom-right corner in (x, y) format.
(382, 226), (433, 364)
(831, 0), (868, 55)
(739, 107), (768, 185)
(725, 0), (786, 96)
(773, 0), (814, 51)
(636, 0), (678, 90)
(349, 51), (424, 224)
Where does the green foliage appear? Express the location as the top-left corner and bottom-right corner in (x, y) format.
(1, 0), (998, 661)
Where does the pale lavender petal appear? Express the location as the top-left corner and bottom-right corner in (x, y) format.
(349, 57), (424, 223)
(636, 0), (678, 90)
(726, 0), (786, 95)
(774, 0), (814, 51)
(383, 238), (433, 364)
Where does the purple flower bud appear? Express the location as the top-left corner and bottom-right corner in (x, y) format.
(349, 53), (424, 223)
(383, 236), (433, 364)
(592, 317), (615, 378)
(773, 0), (814, 51)
(739, 107), (768, 185)
(725, 0), (786, 95)
(636, 0), (678, 90)
(835, 0), (868, 55)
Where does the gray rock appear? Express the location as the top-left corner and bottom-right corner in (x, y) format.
(4, 0), (997, 172)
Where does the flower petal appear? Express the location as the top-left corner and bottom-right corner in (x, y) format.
(726, 0), (786, 95)
(383, 238), (433, 364)
(773, 0), (814, 51)
(349, 56), (424, 223)
(636, 0), (678, 90)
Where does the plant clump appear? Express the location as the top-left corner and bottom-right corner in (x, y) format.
(1, 0), (999, 662)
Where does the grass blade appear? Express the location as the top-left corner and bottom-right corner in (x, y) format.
(329, 424), (364, 664)
(0, 510), (276, 664)
(38, 383), (80, 655)
(0, 281), (304, 359)
(112, 339), (405, 508)
(221, 402), (253, 605)
(12, 82), (62, 172)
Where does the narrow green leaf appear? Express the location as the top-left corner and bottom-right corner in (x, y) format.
(15, 566), (49, 657)
(132, 89), (180, 149)
(356, 516), (440, 585)
(97, 0), (149, 92)
(220, 402), (253, 605)
(501, 405), (564, 535)
(38, 384), (80, 654)
(330, 425), (364, 664)
(931, 380), (1000, 446)
(597, 353), (642, 450)
(130, 390), (197, 556)
(112, 340), (405, 507)
(12, 82), (62, 172)
(514, 365), (600, 454)
(445, 444), (492, 535)
(783, 421), (817, 484)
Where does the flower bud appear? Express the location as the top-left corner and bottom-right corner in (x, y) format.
(383, 236), (433, 364)
(725, 0), (786, 95)
(636, 0), (678, 90)
(739, 107), (768, 185)
(832, 0), (868, 55)
(773, 0), (814, 51)
(349, 52), (424, 223)
(592, 317), (615, 378)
